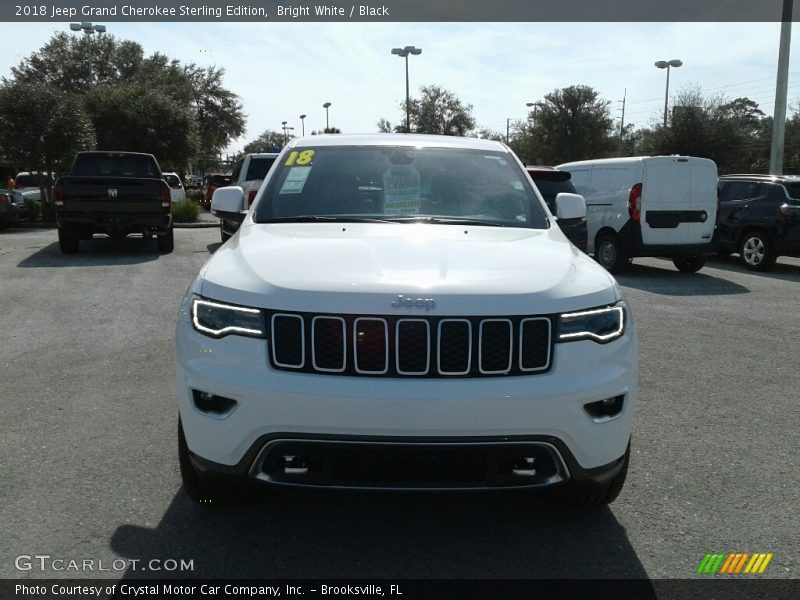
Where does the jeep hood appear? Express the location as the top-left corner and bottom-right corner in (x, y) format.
(199, 222), (619, 315)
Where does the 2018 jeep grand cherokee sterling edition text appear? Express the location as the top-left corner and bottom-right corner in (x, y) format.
(175, 134), (638, 507)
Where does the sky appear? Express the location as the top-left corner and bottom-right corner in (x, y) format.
(1, 21), (800, 155)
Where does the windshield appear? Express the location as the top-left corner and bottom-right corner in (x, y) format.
(71, 154), (161, 178)
(254, 145), (547, 228)
(783, 182), (800, 200)
(245, 157), (277, 181)
(529, 175), (578, 212)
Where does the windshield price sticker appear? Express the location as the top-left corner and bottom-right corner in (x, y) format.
(279, 166), (312, 194)
(383, 166), (421, 214)
(285, 149), (315, 166)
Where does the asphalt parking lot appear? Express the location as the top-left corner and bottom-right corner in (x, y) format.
(1, 227), (798, 581)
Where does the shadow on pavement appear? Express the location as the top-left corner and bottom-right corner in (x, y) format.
(206, 242), (222, 254)
(705, 255), (800, 284)
(616, 261), (749, 296)
(16, 238), (160, 268)
(111, 487), (653, 583)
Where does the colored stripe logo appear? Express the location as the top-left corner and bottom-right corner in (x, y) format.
(696, 552), (773, 574)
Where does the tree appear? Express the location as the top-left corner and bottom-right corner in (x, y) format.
(6, 33), (245, 173)
(84, 83), (195, 167)
(183, 65), (246, 167)
(241, 129), (286, 154)
(471, 127), (505, 142)
(378, 85), (476, 136)
(408, 85), (476, 135)
(0, 81), (95, 216)
(516, 85), (615, 165)
(639, 86), (770, 174)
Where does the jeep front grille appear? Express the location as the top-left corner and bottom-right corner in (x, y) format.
(268, 312), (552, 378)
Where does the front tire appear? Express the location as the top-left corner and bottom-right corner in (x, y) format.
(672, 255), (705, 273)
(58, 227), (79, 254)
(221, 228), (231, 243)
(157, 227), (174, 254)
(595, 234), (627, 273)
(739, 231), (775, 271)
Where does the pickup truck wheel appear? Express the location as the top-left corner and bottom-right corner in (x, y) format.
(672, 255), (705, 273)
(58, 227), (80, 254)
(739, 232), (776, 271)
(157, 228), (174, 253)
(595, 234), (627, 273)
(221, 229), (231, 243)
(557, 443), (630, 510)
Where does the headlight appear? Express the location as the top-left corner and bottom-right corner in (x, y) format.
(557, 303), (625, 343)
(191, 297), (266, 339)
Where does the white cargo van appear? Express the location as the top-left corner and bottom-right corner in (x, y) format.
(556, 156), (718, 273)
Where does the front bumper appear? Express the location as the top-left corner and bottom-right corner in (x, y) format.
(176, 313), (638, 480)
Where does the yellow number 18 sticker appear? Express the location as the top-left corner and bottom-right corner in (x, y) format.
(285, 149), (315, 166)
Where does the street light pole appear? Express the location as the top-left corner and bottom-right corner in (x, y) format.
(281, 121), (294, 145)
(655, 59), (682, 127)
(299, 114), (307, 136)
(770, 0), (793, 175)
(322, 102), (331, 131)
(526, 102), (543, 128)
(391, 46), (422, 133)
(70, 22), (107, 84)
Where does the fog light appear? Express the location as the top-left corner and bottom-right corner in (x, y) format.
(191, 389), (237, 415)
(584, 395), (625, 420)
(511, 457), (537, 477)
(283, 455), (310, 475)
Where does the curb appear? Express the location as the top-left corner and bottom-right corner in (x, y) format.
(174, 222), (219, 229)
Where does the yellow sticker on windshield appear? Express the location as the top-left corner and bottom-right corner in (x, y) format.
(285, 149), (315, 166)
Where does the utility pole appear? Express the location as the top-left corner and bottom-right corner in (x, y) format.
(506, 118), (511, 144)
(770, 0), (793, 175)
(619, 88), (627, 137)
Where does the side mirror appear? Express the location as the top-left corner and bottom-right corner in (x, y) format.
(211, 186), (244, 215)
(555, 192), (587, 220)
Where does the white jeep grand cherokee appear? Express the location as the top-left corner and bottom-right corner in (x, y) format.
(175, 134), (638, 507)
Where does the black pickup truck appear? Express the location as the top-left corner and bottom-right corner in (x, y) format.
(54, 151), (174, 254)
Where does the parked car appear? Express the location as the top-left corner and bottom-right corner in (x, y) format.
(211, 152), (279, 241)
(163, 172), (187, 204)
(527, 166), (588, 252)
(0, 190), (29, 230)
(557, 156), (718, 273)
(14, 171), (52, 202)
(176, 134), (637, 507)
(717, 174), (800, 271)
(202, 174), (232, 209)
(54, 151), (173, 253)
(184, 175), (202, 189)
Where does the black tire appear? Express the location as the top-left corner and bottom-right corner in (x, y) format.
(739, 231), (776, 271)
(672, 255), (706, 273)
(221, 228), (231, 243)
(58, 227), (79, 254)
(594, 234), (627, 273)
(157, 227), (174, 254)
(558, 444), (630, 510)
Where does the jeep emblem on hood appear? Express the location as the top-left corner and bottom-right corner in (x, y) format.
(391, 294), (436, 311)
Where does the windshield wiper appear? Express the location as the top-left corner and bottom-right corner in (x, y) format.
(265, 215), (400, 224)
(384, 216), (507, 227)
